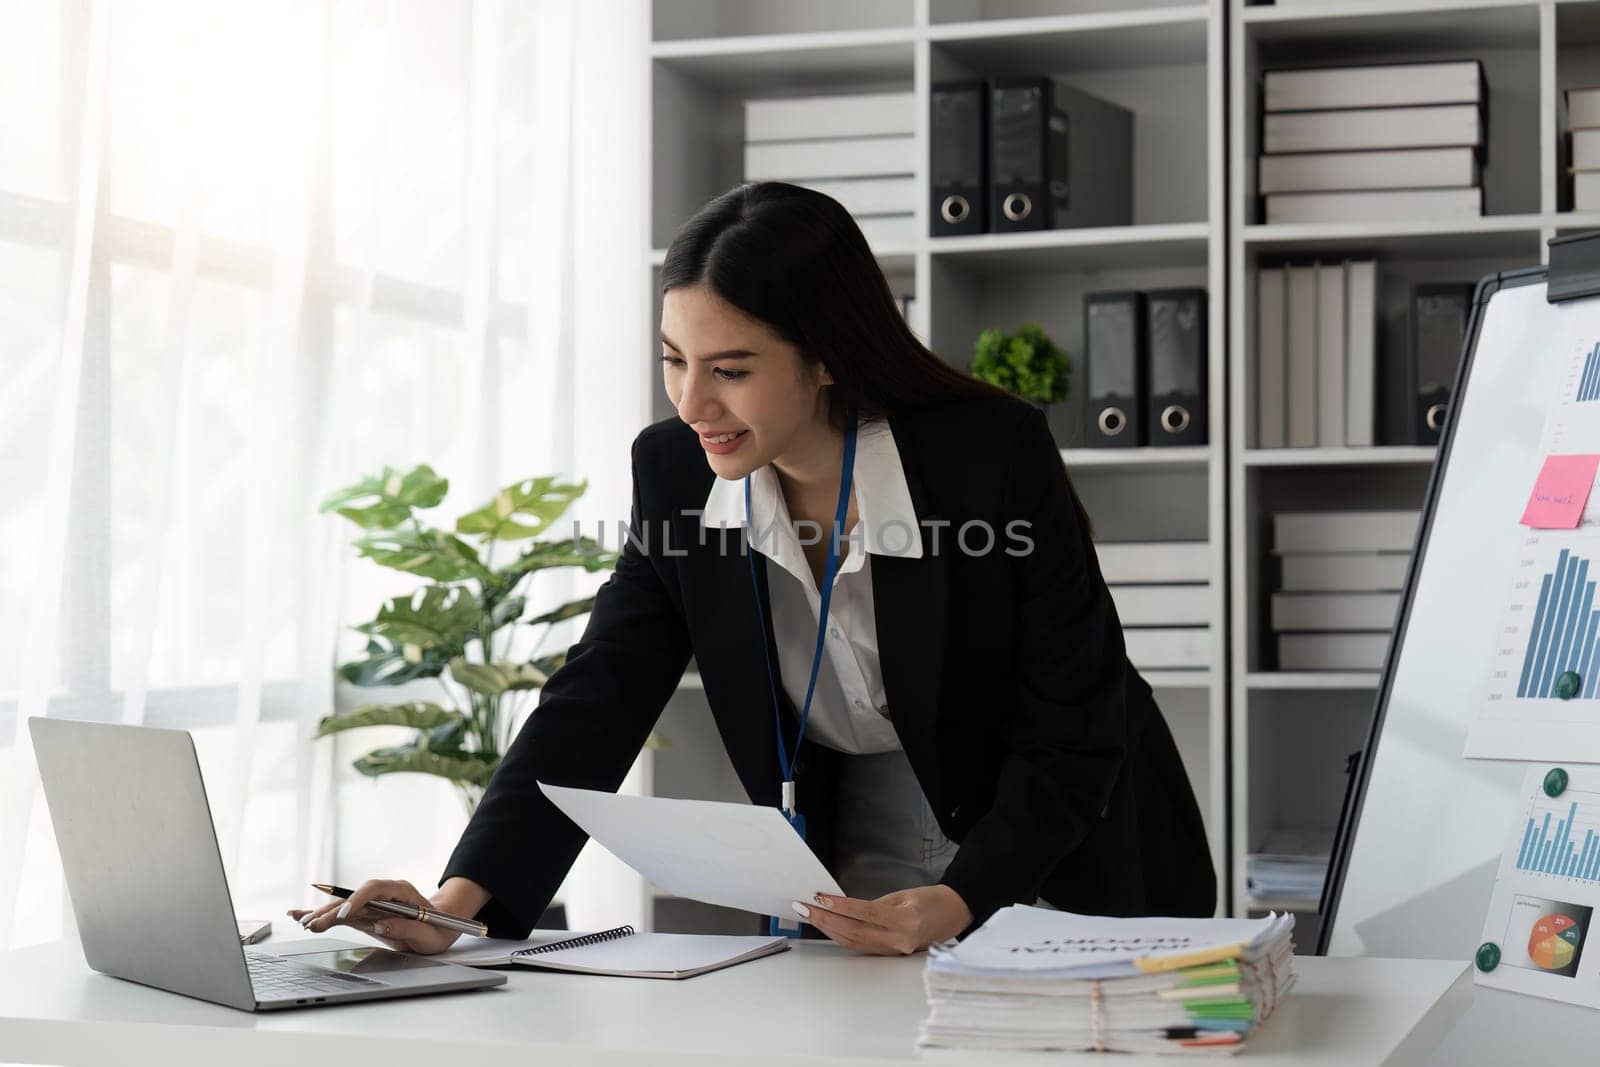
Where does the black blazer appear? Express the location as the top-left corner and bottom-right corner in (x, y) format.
(442, 394), (1216, 937)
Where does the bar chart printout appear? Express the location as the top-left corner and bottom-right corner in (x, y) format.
(1579, 343), (1600, 403)
(1514, 547), (1600, 699)
(1471, 534), (1600, 762)
(1516, 792), (1600, 883)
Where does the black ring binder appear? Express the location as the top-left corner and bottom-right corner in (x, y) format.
(513, 924), (636, 957)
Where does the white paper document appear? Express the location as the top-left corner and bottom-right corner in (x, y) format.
(934, 904), (1291, 977)
(1475, 764), (1600, 1008)
(539, 782), (844, 918)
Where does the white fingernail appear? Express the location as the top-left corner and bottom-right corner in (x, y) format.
(374, 922), (388, 936)
(791, 901), (811, 918)
(336, 902), (351, 919)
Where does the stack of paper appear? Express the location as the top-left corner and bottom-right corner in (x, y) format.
(1270, 510), (1417, 670)
(1258, 61), (1484, 223)
(1095, 540), (1212, 672)
(742, 91), (916, 249)
(1567, 88), (1600, 210)
(1246, 830), (1333, 907)
(919, 906), (1296, 1055)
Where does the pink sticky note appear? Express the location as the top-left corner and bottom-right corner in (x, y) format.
(1522, 454), (1600, 529)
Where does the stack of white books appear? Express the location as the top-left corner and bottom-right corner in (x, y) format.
(1271, 511), (1416, 670)
(1568, 87), (1600, 210)
(1246, 829), (1333, 909)
(1096, 541), (1211, 672)
(1259, 61), (1485, 224)
(743, 91), (916, 249)
(1256, 259), (1377, 448)
(919, 905), (1297, 1055)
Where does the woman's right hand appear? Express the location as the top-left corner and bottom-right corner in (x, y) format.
(287, 878), (472, 956)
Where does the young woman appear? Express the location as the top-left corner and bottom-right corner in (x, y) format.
(292, 181), (1216, 955)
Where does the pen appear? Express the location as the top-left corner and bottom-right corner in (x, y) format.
(312, 882), (489, 938)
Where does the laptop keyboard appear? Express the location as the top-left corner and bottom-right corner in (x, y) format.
(246, 951), (385, 998)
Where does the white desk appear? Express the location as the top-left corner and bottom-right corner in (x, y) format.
(0, 927), (1469, 1066)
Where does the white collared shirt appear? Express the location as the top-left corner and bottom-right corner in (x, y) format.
(700, 418), (924, 755)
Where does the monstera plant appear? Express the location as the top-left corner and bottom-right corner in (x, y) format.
(315, 465), (617, 815)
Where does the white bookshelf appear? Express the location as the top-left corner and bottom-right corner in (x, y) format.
(1244, 671), (1381, 690)
(1241, 446), (1436, 466)
(646, 0), (1229, 928)
(1223, 0), (1600, 935)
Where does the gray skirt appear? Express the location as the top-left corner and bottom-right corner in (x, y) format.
(832, 748), (958, 900)
(831, 747), (1057, 912)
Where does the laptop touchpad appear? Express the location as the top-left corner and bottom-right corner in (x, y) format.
(294, 947), (450, 975)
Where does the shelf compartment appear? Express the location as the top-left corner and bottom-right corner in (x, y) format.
(1242, 0), (1538, 53)
(652, 33), (916, 90)
(929, 254), (1211, 456)
(929, 7), (1208, 69)
(934, 22), (1209, 227)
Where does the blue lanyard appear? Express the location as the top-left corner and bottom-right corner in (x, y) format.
(745, 408), (858, 815)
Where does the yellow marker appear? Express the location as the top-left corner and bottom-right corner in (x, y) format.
(1132, 942), (1247, 974)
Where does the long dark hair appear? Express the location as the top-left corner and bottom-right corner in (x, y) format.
(660, 181), (1094, 536)
(660, 181), (1009, 423)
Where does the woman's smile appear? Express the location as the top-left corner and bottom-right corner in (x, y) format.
(699, 428), (751, 454)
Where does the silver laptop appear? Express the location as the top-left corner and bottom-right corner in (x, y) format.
(29, 717), (506, 1011)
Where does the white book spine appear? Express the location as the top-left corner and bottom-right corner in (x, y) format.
(1577, 172), (1600, 211)
(1124, 628), (1211, 670)
(794, 176), (917, 217)
(1316, 263), (1345, 447)
(1278, 632), (1390, 671)
(1263, 61), (1482, 112)
(854, 215), (916, 248)
(1094, 542), (1211, 584)
(1263, 105), (1481, 153)
(743, 91), (915, 143)
(1281, 552), (1410, 592)
(1273, 510), (1420, 553)
(1569, 87), (1600, 129)
(1265, 187), (1482, 224)
(1576, 129), (1600, 170)
(1109, 585), (1212, 626)
(1257, 147), (1478, 194)
(1257, 267), (1287, 449)
(744, 136), (916, 181)
(1271, 592), (1402, 631)
(1344, 260), (1377, 447)
(1287, 265), (1318, 448)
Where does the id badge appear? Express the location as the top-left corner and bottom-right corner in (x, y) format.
(768, 807), (808, 937)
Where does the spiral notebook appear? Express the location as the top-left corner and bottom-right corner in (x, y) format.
(434, 925), (789, 980)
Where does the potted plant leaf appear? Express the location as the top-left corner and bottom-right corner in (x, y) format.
(314, 465), (618, 815)
(969, 322), (1071, 406)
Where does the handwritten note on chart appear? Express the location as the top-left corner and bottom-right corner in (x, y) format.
(1522, 454), (1600, 529)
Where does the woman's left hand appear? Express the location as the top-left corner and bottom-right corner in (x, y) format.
(795, 885), (973, 955)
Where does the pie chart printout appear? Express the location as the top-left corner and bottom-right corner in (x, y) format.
(1502, 895), (1592, 979)
(1528, 912), (1583, 971)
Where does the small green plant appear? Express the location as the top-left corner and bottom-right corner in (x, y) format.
(313, 465), (617, 815)
(970, 322), (1071, 404)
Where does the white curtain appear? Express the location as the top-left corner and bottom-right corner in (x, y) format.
(0, 0), (651, 948)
